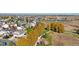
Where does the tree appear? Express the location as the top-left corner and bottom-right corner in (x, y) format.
(16, 23), (45, 46)
(16, 37), (31, 46)
(47, 22), (64, 33)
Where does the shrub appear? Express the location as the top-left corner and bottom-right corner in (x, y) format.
(75, 29), (79, 34)
(26, 27), (33, 34)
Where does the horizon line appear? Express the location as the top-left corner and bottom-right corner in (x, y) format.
(0, 13), (79, 16)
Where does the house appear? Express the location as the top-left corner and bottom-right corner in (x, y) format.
(30, 20), (37, 27)
(13, 31), (25, 37)
(0, 31), (7, 36)
(2, 24), (9, 29)
(9, 24), (17, 31)
(17, 27), (23, 31)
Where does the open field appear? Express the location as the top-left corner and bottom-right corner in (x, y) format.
(43, 20), (79, 46)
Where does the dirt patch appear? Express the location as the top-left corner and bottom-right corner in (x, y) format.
(51, 32), (79, 46)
